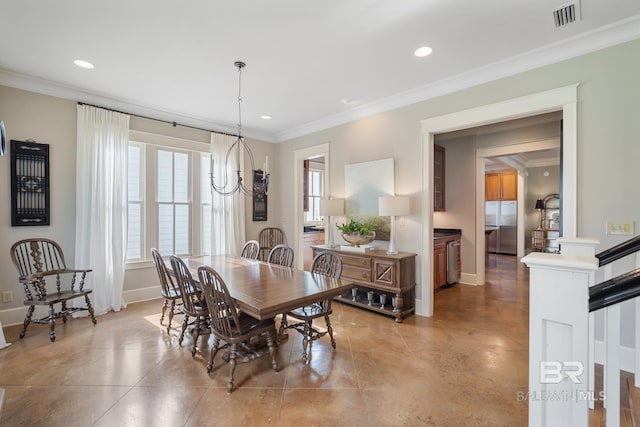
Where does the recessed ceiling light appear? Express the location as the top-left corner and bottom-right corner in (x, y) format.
(341, 98), (357, 106)
(414, 46), (433, 58)
(74, 59), (94, 69)
(261, 115), (272, 120)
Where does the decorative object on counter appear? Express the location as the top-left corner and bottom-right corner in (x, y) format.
(319, 198), (344, 248)
(379, 293), (387, 309)
(535, 198), (545, 229)
(367, 290), (374, 306)
(378, 195), (410, 255)
(392, 296), (398, 313)
(351, 287), (358, 301)
(210, 61), (269, 196)
(337, 218), (376, 247)
(10, 139), (50, 226)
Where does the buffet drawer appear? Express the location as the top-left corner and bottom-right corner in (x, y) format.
(341, 265), (372, 282)
(340, 254), (372, 269)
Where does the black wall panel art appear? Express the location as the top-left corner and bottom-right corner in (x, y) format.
(10, 139), (50, 226)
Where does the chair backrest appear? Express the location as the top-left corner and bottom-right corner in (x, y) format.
(198, 265), (241, 339)
(10, 238), (67, 277)
(240, 240), (260, 259)
(258, 227), (286, 260)
(310, 251), (342, 279)
(267, 244), (294, 267)
(169, 255), (203, 315)
(151, 248), (179, 297)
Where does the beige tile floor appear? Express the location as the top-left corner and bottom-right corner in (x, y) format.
(0, 254), (529, 426)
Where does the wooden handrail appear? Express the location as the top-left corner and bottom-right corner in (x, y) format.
(595, 235), (640, 267)
(589, 267), (640, 312)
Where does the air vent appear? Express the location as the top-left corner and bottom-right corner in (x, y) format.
(553, 1), (581, 28)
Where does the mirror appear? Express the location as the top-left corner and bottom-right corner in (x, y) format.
(344, 158), (394, 240)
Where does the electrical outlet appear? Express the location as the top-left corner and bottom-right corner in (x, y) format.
(1, 291), (13, 303)
(606, 220), (634, 235)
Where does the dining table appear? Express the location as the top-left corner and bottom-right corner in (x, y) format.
(183, 255), (354, 321)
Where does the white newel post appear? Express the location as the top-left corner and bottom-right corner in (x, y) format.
(521, 237), (599, 427)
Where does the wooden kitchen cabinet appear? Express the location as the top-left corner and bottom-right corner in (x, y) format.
(312, 246), (416, 322)
(434, 144), (445, 211)
(303, 231), (324, 270)
(485, 171), (517, 201)
(434, 240), (448, 288)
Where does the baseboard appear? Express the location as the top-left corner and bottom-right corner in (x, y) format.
(594, 340), (636, 374)
(0, 285), (161, 328)
(460, 272), (479, 285)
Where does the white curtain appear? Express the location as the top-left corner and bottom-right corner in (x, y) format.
(75, 105), (129, 315)
(210, 133), (246, 255)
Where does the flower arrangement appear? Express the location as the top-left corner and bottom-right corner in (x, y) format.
(336, 218), (374, 235)
(336, 218), (376, 247)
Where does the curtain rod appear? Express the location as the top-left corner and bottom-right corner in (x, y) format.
(76, 102), (238, 138)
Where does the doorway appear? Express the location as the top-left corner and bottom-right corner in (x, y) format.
(292, 143), (331, 271)
(419, 84), (578, 317)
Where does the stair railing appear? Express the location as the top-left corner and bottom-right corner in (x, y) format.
(522, 236), (640, 426)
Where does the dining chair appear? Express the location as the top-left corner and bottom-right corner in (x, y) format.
(169, 255), (210, 357)
(197, 265), (279, 394)
(10, 238), (97, 342)
(257, 227), (286, 261)
(240, 240), (260, 259)
(278, 251), (342, 364)
(151, 248), (182, 334)
(267, 244), (294, 267)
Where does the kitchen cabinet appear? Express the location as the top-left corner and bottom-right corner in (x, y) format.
(485, 171), (517, 201)
(303, 230), (324, 270)
(433, 233), (461, 289)
(312, 246), (416, 322)
(434, 144), (445, 211)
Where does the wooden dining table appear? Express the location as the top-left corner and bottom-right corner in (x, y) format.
(183, 255), (354, 320)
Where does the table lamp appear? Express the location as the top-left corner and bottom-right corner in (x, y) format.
(320, 198), (344, 248)
(378, 195), (410, 255)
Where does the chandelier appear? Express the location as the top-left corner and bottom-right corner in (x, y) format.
(210, 61), (269, 196)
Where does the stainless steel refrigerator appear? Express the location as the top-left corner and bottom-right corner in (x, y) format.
(485, 200), (517, 255)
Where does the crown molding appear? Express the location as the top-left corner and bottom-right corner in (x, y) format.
(0, 69), (275, 143)
(275, 14), (640, 142)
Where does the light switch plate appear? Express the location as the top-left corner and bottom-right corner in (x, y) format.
(606, 220), (634, 235)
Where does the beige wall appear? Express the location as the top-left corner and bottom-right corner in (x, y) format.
(0, 86), (275, 319)
(276, 39), (640, 302)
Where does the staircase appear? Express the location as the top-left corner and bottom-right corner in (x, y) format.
(523, 235), (640, 426)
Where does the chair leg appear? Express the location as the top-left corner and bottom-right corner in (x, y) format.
(266, 332), (278, 372)
(166, 299), (176, 334)
(48, 304), (56, 342)
(227, 343), (238, 394)
(277, 314), (287, 343)
(61, 300), (68, 323)
(325, 315), (336, 349)
(207, 337), (220, 373)
(179, 314), (189, 344)
(302, 320), (312, 364)
(85, 295), (97, 325)
(191, 316), (201, 357)
(160, 298), (168, 324)
(20, 305), (35, 339)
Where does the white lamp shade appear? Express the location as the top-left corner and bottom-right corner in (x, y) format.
(320, 198), (344, 216)
(378, 195), (410, 216)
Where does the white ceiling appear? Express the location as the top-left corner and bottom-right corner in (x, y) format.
(1, 1), (639, 142)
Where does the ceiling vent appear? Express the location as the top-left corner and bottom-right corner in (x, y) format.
(553, 1), (581, 28)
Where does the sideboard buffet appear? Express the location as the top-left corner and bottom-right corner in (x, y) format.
(311, 245), (416, 322)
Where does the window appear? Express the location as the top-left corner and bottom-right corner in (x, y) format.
(127, 143), (144, 261)
(126, 139), (211, 264)
(157, 150), (190, 256)
(304, 167), (323, 223)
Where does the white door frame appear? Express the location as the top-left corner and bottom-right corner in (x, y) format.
(419, 85), (578, 317)
(292, 143), (331, 270)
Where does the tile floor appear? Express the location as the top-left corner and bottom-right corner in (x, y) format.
(0, 254), (529, 426)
